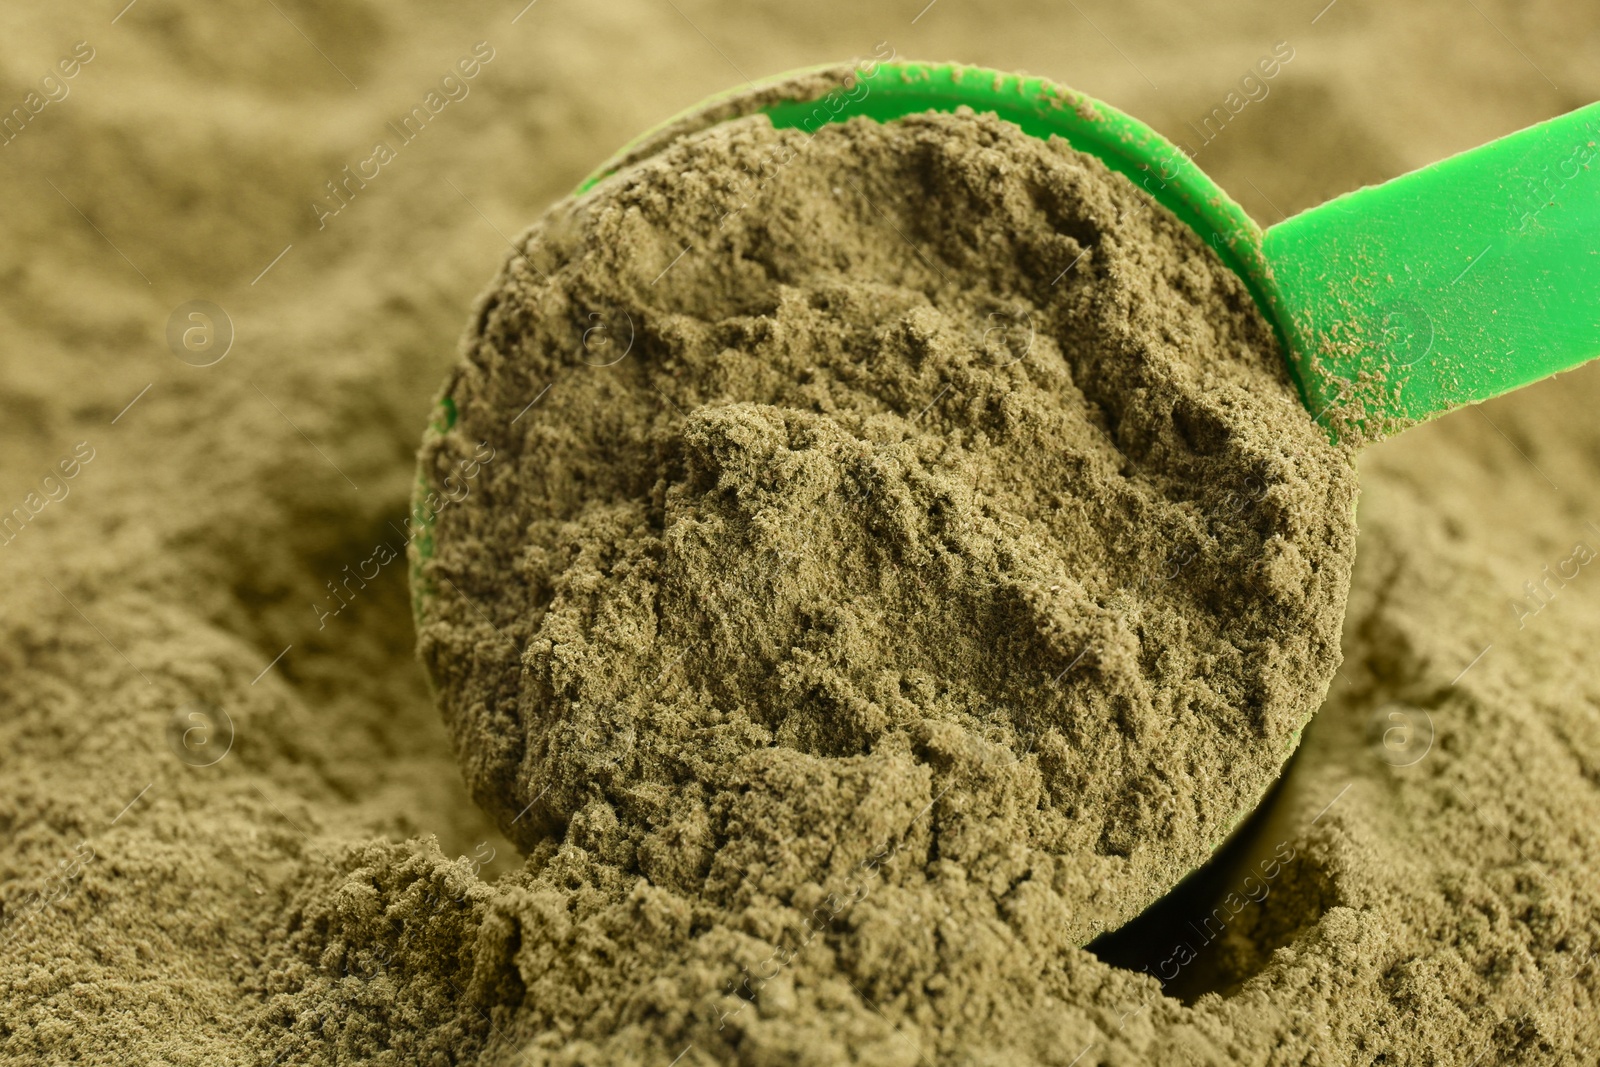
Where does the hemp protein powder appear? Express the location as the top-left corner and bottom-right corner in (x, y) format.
(412, 102), (1358, 1053)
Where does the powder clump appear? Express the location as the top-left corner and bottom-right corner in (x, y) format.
(413, 104), (1357, 1058)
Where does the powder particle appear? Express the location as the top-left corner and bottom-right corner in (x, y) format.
(413, 102), (1356, 1058)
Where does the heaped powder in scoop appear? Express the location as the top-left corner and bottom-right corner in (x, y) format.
(412, 103), (1358, 1056)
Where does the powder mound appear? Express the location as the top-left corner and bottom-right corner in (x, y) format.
(416, 107), (1358, 936)
(250, 838), (521, 1065)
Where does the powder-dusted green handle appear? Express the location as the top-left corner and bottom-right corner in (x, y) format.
(1265, 102), (1600, 437)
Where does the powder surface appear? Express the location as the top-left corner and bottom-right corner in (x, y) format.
(415, 103), (1358, 1027)
(6, 3), (1600, 1064)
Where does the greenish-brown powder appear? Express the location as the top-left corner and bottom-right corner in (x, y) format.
(7, 8), (1599, 1062)
(410, 104), (1357, 1059)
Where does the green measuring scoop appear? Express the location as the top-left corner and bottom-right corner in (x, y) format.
(572, 59), (1600, 443)
(411, 59), (1599, 621)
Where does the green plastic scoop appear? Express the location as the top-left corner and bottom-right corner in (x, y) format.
(411, 59), (1599, 618)
(572, 60), (1600, 443)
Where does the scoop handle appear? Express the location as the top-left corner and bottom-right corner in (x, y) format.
(1263, 101), (1600, 438)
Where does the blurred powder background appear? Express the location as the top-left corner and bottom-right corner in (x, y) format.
(0, 0), (1598, 1064)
